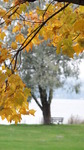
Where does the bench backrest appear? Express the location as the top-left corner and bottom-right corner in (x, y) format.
(51, 117), (64, 123)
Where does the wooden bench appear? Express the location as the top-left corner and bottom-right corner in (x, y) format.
(51, 117), (64, 124)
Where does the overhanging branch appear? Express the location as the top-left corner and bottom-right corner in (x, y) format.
(54, 0), (84, 5)
(31, 93), (43, 111)
(11, 3), (69, 70)
(28, 0), (84, 6)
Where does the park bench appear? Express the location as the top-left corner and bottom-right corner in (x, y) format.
(51, 117), (64, 124)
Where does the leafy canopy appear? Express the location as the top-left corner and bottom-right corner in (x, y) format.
(0, 0), (84, 123)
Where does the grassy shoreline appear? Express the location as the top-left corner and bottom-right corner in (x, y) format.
(0, 124), (84, 150)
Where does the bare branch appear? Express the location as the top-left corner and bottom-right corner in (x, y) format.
(42, 0), (54, 21)
(54, 0), (84, 6)
(27, 0), (84, 6)
(31, 93), (43, 111)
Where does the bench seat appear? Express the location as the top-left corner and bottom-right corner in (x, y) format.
(51, 117), (64, 124)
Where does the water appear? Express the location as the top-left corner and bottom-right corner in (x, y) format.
(0, 99), (84, 125)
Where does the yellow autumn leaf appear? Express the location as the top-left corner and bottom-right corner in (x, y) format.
(10, 114), (21, 124)
(0, 9), (6, 17)
(25, 42), (33, 52)
(12, 25), (20, 33)
(77, 37), (84, 47)
(79, 6), (84, 13)
(2, 65), (5, 70)
(36, 6), (45, 16)
(10, 83), (16, 92)
(0, 32), (6, 40)
(73, 44), (83, 56)
(14, 0), (19, 6)
(0, 41), (2, 48)
(29, 109), (36, 116)
(56, 41), (62, 54)
(24, 88), (31, 97)
(11, 42), (17, 49)
(16, 33), (24, 43)
(19, 3), (27, 13)
(20, 107), (27, 115)
(6, 68), (12, 76)
(3, 108), (13, 117)
(74, 19), (84, 33)
(1, 114), (5, 120)
(14, 92), (24, 106)
(25, 1), (29, 6)
(5, 19), (11, 25)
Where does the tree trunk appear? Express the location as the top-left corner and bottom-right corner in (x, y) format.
(39, 86), (51, 125)
(42, 102), (51, 125)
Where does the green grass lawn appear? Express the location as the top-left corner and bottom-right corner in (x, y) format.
(0, 124), (84, 150)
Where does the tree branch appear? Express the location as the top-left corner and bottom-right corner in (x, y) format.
(0, 106), (4, 111)
(19, 3), (70, 51)
(54, 0), (84, 6)
(11, 3), (69, 71)
(31, 93), (43, 111)
(27, 0), (84, 6)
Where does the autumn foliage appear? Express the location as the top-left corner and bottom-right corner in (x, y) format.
(0, 0), (84, 123)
